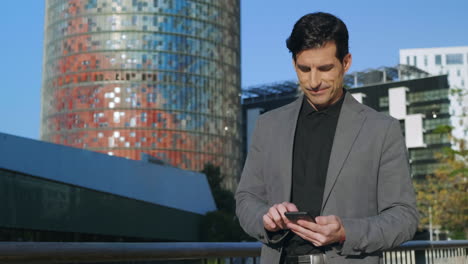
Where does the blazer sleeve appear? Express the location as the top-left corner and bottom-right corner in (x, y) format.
(235, 117), (289, 245)
(339, 119), (419, 255)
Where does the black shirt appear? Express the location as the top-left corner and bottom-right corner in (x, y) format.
(283, 90), (345, 256)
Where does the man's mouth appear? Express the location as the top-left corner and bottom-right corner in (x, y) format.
(306, 87), (329, 93)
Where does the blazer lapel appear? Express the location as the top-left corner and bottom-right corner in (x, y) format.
(280, 96), (303, 203)
(321, 93), (366, 211)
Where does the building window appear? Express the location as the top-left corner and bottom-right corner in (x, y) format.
(411, 163), (442, 176)
(413, 56), (417, 66)
(424, 117), (450, 130)
(424, 133), (450, 145)
(379, 96), (389, 107)
(406, 56), (410, 65)
(408, 103), (450, 115)
(408, 89), (448, 103)
(410, 148), (436, 161)
(424, 55), (428, 66)
(435, 55), (442, 65)
(446, 53), (463, 65)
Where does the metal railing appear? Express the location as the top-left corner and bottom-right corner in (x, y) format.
(0, 240), (466, 264)
(385, 240), (468, 264)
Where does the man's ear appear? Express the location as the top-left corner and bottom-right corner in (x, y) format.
(343, 53), (352, 73)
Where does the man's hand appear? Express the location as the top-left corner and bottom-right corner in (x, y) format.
(286, 215), (346, 246)
(263, 202), (299, 232)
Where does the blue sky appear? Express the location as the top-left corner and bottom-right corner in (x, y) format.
(1, 0), (467, 140)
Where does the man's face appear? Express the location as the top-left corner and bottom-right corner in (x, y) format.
(293, 41), (352, 110)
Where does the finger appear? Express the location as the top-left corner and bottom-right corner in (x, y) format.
(269, 206), (285, 229)
(288, 222), (323, 246)
(289, 221), (329, 245)
(297, 219), (321, 232)
(314, 215), (343, 236)
(295, 231), (323, 246)
(282, 202), (299, 212)
(316, 215), (340, 225)
(263, 214), (278, 231)
(299, 219), (336, 238)
(297, 218), (343, 245)
(287, 221), (316, 238)
(275, 205), (289, 225)
(276, 203), (288, 215)
(315, 215), (330, 225)
(278, 203), (296, 224)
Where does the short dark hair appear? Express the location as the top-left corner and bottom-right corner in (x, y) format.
(286, 12), (349, 62)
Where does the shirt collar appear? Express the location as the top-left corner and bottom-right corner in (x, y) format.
(300, 89), (346, 117)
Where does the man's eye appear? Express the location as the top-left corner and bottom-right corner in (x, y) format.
(298, 65), (310, 72)
(318, 65), (334, 71)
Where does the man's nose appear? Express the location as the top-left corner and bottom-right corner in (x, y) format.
(308, 70), (321, 89)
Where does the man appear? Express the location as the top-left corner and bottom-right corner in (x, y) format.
(235, 12), (418, 264)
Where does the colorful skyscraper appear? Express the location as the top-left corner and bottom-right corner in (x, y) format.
(41, 0), (242, 188)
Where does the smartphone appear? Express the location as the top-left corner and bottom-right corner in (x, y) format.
(284, 211), (316, 222)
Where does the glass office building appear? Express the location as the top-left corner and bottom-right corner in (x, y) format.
(41, 0), (242, 188)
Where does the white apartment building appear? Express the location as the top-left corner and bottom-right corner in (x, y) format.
(400, 46), (468, 140)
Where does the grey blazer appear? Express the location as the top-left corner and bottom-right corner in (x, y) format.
(235, 93), (419, 264)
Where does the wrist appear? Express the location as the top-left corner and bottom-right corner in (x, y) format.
(338, 228), (346, 244)
(339, 233), (346, 244)
(337, 223), (346, 244)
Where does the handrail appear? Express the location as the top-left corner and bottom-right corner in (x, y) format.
(0, 242), (261, 263)
(0, 240), (466, 263)
(390, 240), (468, 251)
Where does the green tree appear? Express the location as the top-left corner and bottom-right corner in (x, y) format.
(199, 163), (253, 242)
(415, 126), (467, 239)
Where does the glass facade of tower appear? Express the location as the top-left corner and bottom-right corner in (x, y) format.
(41, 0), (242, 188)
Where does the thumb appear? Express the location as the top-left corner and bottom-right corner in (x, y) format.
(315, 215), (332, 225)
(284, 202), (299, 212)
